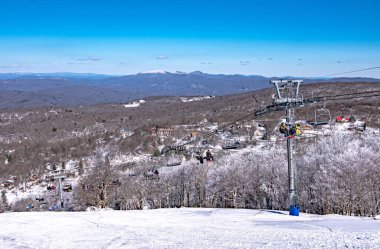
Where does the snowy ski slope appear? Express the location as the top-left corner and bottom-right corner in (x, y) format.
(1, 208), (379, 249)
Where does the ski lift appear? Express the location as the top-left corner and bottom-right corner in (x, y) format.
(47, 185), (56, 191)
(279, 122), (312, 140)
(194, 149), (214, 164)
(166, 161), (181, 167)
(222, 140), (239, 150)
(270, 80), (303, 106)
(62, 184), (72, 192)
(201, 139), (211, 147)
(166, 153), (182, 167)
(195, 151), (204, 164)
(143, 169), (160, 180)
(222, 137), (241, 150)
(166, 157), (182, 166)
(36, 197), (47, 205)
(205, 150), (214, 162)
(335, 110), (348, 123)
(311, 99), (331, 126)
(45, 175), (55, 182)
(110, 179), (121, 187)
(161, 145), (186, 155)
(312, 108), (331, 126)
(82, 184), (94, 191)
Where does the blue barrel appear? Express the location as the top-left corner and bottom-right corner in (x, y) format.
(289, 206), (300, 216)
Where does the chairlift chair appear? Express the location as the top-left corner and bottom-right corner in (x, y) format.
(166, 161), (181, 167)
(222, 139), (239, 150)
(62, 184), (72, 192)
(36, 197), (44, 201)
(47, 185), (56, 191)
(110, 179), (121, 187)
(144, 169), (160, 180)
(194, 150), (213, 164)
(311, 108), (331, 126)
(166, 154), (182, 167)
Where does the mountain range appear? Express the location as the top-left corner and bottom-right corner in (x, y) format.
(0, 71), (379, 109)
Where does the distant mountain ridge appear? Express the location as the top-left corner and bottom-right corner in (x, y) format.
(0, 72), (112, 80)
(0, 71), (379, 109)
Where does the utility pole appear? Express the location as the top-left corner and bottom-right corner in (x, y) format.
(286, 106), (297, 215)
(270, 80), (303, 216)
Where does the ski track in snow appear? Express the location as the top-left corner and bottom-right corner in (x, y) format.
(0, 208), (380, 249)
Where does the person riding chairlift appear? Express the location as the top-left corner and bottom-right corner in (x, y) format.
(196, 151), (204, 164)
(206, 150), (214, 162)
(295, 124), (301, 136)
(279, 123), (301, 138)
(289, 124), (301, 137)
(279, 123), (289, 137)
(289, 126), (296, 136)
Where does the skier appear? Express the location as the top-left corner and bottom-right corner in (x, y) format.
(279, 123), (289, 137)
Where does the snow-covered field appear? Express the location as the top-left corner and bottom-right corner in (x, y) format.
(1, 208), (379, 249)
(124, 100), (146, 108)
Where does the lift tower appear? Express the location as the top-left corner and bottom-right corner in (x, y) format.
(271, 80), (303, 216)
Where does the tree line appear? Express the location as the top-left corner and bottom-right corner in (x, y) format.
(73, 132), (380, 216)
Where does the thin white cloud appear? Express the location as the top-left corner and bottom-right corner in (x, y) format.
(76, 56), (101, 62)
(156, 55), (168, 60)
(0, 64), (21, 69)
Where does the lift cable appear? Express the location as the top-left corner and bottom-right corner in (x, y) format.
(324, 66), (380, 77)
(304, 90), (380, 103)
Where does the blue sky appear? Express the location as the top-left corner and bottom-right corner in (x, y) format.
(1, 0), (380, 77)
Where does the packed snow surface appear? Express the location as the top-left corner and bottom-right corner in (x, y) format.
(1, 208), (379, 249)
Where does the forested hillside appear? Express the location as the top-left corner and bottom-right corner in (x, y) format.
(1, 82), (379, 216)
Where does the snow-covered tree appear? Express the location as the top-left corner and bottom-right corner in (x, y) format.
(74, 156), (120, 209)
